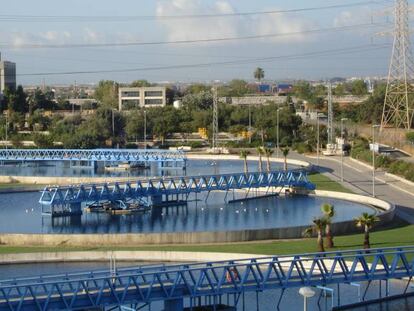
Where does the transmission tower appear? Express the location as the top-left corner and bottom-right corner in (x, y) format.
(327, 82), (334, 145)
(381, 0), (414, 131)
(212, 86), (219, 151)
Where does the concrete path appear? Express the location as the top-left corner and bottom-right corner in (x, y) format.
(289, 152), (414, 224)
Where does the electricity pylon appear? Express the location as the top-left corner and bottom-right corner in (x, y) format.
(381, 0), (414, 131)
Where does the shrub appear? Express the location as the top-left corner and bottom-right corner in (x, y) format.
(294, 142), (313, 154)
(406, 132), (414, 144)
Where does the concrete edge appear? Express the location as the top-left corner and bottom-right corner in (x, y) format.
(0, 251), (268, 265)
(384, 172), (414, 188)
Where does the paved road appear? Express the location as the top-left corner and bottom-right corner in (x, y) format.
(289, 152), (414, 224)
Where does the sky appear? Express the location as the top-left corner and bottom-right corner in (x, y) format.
(0, 0), (400, 85)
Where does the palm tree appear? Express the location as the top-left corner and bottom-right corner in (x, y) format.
(354, 213), (379, 249)
(282, 148), (290, 171)
(321, 203), (335, 248)
(240, 150), (249, 174)
(264, 147), (274, 172)
(256, 147), (265, 172)
(254, 67), (265, 84)
(304, 217), (328, 252)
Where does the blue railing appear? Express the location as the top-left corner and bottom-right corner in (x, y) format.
(0, 246), (413, 310)
(0, 148), (186, 164)
(38, 170), (315, 209)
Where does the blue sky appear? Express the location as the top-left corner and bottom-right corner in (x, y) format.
(0, 0), (397, 85)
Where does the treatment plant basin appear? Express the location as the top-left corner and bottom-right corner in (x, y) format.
(0, 156), (394, 244)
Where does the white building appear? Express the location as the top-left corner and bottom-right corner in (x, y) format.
(118, 86), (166, 111)
(0, 54), (16, 94)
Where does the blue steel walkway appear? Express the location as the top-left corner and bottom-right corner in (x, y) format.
(0, 246), (413, 310)
(38, 169), (315, 215)
(0, 148), (186, 167)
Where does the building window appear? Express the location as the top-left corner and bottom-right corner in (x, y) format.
(122, 99), (140, 109)
(145, 91), (163, 97)
(121, 91), (140, 97)
(145, 99), (163, 105)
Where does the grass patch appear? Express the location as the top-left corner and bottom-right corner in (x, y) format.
(0, 222), (413, 256)
(308, 173), (353, 193)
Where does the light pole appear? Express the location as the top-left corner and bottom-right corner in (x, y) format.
(248, 104), (252, 144)
(277, 108), (280, 158)
(316, 113), (324, 167)
(4, 113), (8, 150)
(340, 118), (348, 182)
(299, 287), (315, 311)
(144, 110), (147, 149)
(372, 124), (380, 197)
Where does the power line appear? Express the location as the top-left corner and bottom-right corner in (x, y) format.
(16, 44), (391, 77)
(0, 22), (391, 50)
(0, 1), (389, 22)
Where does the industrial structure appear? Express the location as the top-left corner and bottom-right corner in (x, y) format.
(0, 246), (413, 311)
(381, 0), (414, 131)
(38, 169), (315, 217)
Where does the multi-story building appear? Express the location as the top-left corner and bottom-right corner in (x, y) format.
(0, 54), (16, 93)
(118, 86), (166, 111)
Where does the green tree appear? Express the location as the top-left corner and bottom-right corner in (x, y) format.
(125, 110), (145, 141)
(33, 133), (54, 148)
(130, 80), (152, 87)
(256, 146), (264, 172)
(304, 217), (328, 252)
(254, 67), (265, 84)
(94, 80), (119, 108)
(354, 213), (379, 249)
(350, 80), (368, 96)
(321, 203), (335, 248)
(333, 83), (345, 96)
(264, 147), (274, 172)
(282, 148), (290, 171)
(240, 150), (249, 173)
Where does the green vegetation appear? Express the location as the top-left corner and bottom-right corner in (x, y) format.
(351, 138), (414, 182)
(0, 222), (412, 255)
(308, 173), (352, 193)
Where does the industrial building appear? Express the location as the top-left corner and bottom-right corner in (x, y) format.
(118, 86), (166, 110)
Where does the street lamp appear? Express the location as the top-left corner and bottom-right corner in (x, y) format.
(372, 124), (380, 197)
(144, 110), (147, 149)
(248, 104), (252, 144)
(340, 118), (348, 182)
(277, 108), (280, 158)
(299, 287), (316, 311)
(316, 113), (324, 167)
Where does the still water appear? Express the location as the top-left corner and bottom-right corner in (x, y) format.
(0, 192), (375, 234)
(0, 159), (285, 178)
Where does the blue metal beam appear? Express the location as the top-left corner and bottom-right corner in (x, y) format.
(38, 170), (315, 210)
(0, 246), (413, 310)
(0, 149), (186, 164)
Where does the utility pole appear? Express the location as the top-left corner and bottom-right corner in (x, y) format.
(144, 110), (147, 149)
(212, 86), (218, 152)
(73, 81), (77, 115)
(248, 104), (252, 144)
(327, 82), (334, 146)
(381, 0), (414, 131)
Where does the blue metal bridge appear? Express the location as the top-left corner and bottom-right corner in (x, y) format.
(0, 148), (186, 168)
(38, 169), (315, 216)
(0, 246), (413, 311)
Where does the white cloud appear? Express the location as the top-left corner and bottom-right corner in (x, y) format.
(334, 7), (371, 27)
(156, 0), (314, 44)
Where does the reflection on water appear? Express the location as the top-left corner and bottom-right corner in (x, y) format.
(0, 191), (375, 234)
(0, 159), (280, 178)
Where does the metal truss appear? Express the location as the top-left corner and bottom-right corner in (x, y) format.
(0, 246), (413, 310)
(0, 149), (186, 164)
(38, 170), (315, 208)
(381, 0), (414, 130)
